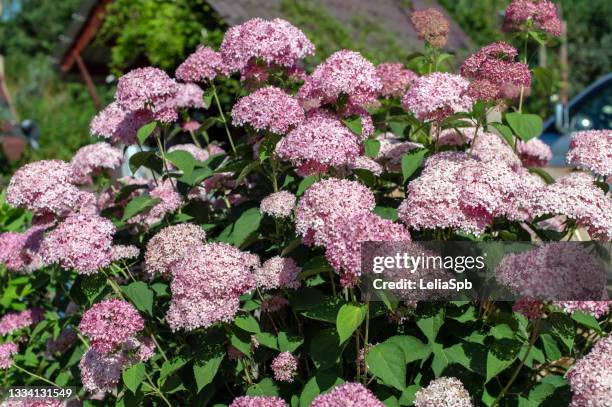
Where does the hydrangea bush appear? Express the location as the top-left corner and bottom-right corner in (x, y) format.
(1, 1), (611, 405)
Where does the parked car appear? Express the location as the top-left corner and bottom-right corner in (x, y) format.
(540, 73), (612, 166)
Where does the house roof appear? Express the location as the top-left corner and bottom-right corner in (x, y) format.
(206, 0), (472, 53)
(52, 0), (473, 78)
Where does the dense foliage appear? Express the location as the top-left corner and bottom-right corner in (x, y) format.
(0, 2), (611, 407)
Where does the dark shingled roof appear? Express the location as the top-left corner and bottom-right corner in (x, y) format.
(206, 0), (472, 53)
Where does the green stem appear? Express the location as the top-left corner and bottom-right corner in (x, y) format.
(492, 319), (541, 406)
(211, 83), (237, 155)
(13, 364), (60, 388)
(155, 134), (177, 192)
(518, 37), (529, 114)
(144, 372), (172, 407)
(189, 130), (202, 148)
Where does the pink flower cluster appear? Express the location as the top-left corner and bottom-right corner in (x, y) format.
(567, 130), (612, 177)
(172, 83), (205, 109)
(275, 112), (360, 176)
(298, 50), (381, 109)
(517, 138), (552, 167)
(0, 342), (18, 369)
(166, 243), (259, 331)
(567, 336), (612, 406)
(41, 213), (136, 274)
(79, 348), (127, 393)
(220, 18), (315, 73)
(70, 142), (123, 184)
(471, 131), (523, 169)
(115, 67), (178, 122)
(260, 191), (296, 218)
(257, 256), (301, 290)
(414, 377), (473, 407)
(311, 382), (384, 406)
(398, 151), (534, 235)
(508, 172), (612, 240)
(434, 127), (477, 146)
(144, 223), (207, 279)
(271, 351), (298, 382)
(553, 301), (611, 318)
(0, 226), (44, 273)
(128, 180), (183, 228)
(376, 62), (417, 98)
(0, 308), (43, 336)
(175, 46), (224, 82)
(295, 178), (375, 247)
(410, 8), (450, 48)
(232, 87), (304, 134)
(326, 212), (411, 287)
(229, 396), (286, 407)
(496, 243), (608, 302)
(460, 42), (531, 101)
(79, 299), (144, 354)
(513, 297), (544, 320)
(402, 73), (473, 122)
(6, 160), (94, 218)
(504, 0), (562, 37)
(90, 102), (153, 144)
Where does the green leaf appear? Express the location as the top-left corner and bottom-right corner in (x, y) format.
(193, 355), (224, 392)
(532, 67), (554, 94)
(571, 311), (602, 333)
(160, 357), (187, 380)
(255, 332), (279, 350)
(416, 308), (444, 343)
(343, 117), (362, 135)
(389, 121), (407, 137)
(122, 363), (145, 393)
(259, 134), (282, 162)
(373, 206), (398, 221)
(491, 122), (515, 146)
(540, 333), (562, 361)
(246, 378), (279, 396)
(300, 256), (332, 279)
(179, 166), (213, 186)
(236, 161), (260, 184)
(310, 329), (342, 369)
(486, 350), (516, 383)
(230, 333), (251, 356)
(165, 150), (196, 177)
(365, 342), (406, 391)
(401, 149), (426, 182)
(234, 314), (261, 333)
(431, 343), (450, 376)
(385, 335), (430, 363)
(399, 385), (421, 406)
(220, 207), (262, 247)
(278, 332), (303, 352)
(137, 122), (157, 144)
(528, 168), (555, 184)
(364, 139), (380, 158)
(121, 196), (160, 222)
(549, 313), (574, 350)
(506, 113), (543, 141)
(300, 372), (344, 407)
(122, 282), (154, 315)
(129, 151), (163, 174)
(297, 176), (317, 196)
(336, 303), (367, 344)
(203, 90), (214, 109)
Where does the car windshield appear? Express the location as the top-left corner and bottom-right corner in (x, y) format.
(568, 80), (612, 131)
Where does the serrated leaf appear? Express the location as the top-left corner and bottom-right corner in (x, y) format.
(401, 149), (426, 182)
(336, 303), (367, 344)
(122, 363), (145, 393)
(506, 113), (543, 141)
(365, 342), (406, 390)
